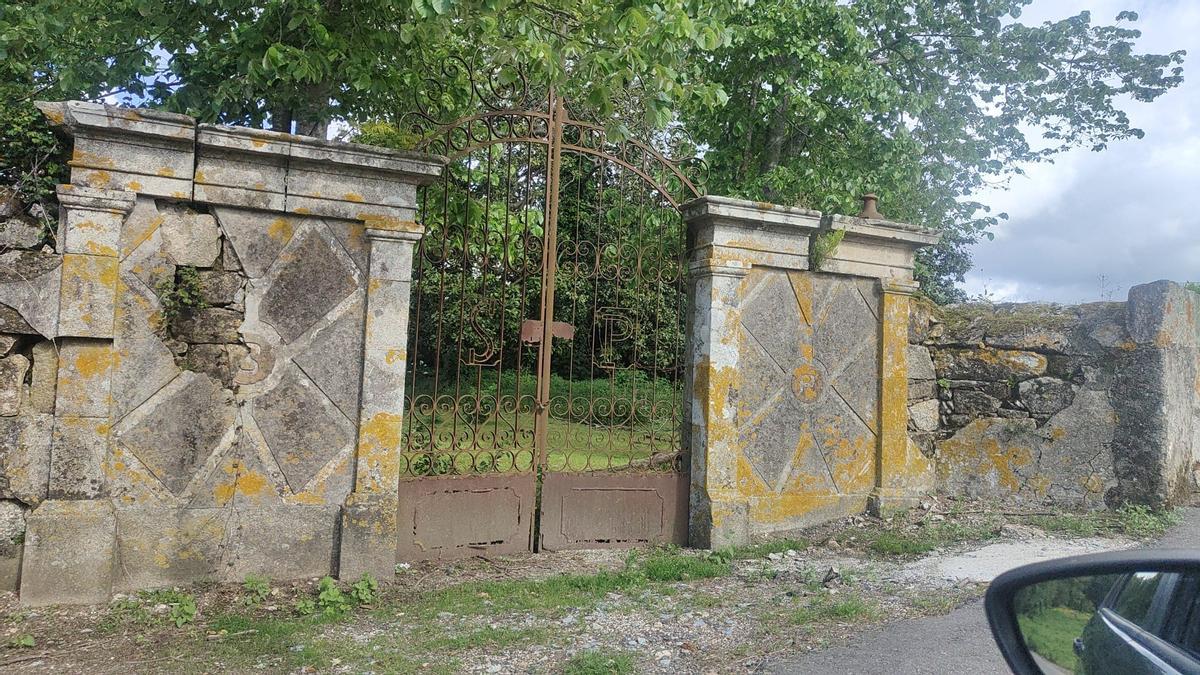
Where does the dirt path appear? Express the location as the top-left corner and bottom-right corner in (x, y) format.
(0, 502), (1181, 673)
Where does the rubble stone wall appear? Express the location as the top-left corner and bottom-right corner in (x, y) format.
(0, 101), (443, 603)
(912, 281), (1200, 510)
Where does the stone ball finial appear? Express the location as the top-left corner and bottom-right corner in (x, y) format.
(859, 193), (883, 219)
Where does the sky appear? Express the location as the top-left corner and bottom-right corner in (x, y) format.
(964, 0), (1199, 303)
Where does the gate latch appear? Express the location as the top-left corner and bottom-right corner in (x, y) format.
(520, 319), (575, 345)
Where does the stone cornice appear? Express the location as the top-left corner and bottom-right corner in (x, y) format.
(37, 100), (447, 223)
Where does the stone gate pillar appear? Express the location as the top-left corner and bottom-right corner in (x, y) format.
(683, 197), (939, 547)
(338, 217), (424, 580)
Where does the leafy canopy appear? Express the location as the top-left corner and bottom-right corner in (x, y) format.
(686, 1), (1185, 301)
(0, 0), (1186, 301)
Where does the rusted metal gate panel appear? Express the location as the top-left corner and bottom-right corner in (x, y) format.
(397, 58), (700, 559)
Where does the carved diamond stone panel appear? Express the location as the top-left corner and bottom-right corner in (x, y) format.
(293, 296), (365, 420)
(115, 371), (237, 495)
(735, 270), (880, 495)
(252, 365), (354, 492)
(259, 230), (357, 343)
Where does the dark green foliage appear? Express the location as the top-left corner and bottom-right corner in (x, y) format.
(157, 266), (208, 324)
(0, 86), (67, 210)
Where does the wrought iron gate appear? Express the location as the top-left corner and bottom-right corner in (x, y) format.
(395, 61), (700, 558)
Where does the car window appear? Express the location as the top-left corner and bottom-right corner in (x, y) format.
(1111, 572), (1172, 629)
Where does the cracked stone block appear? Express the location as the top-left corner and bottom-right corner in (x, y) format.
(112, 508), (226, 591)
(48, 416), (108, 499)
(222, 505), (339, 581)
(953, 389), (1002, 416)
(0, 217), (43, 249)
(213, 207), (296, 278)
(907, 345), (935, 381)
(909, 398), (939, 432)
(186, 343), (249, 388)
(1018, 376), (1076, 417)
(20, 499), (115, 605)
(0, 334), (14, 357)
(58, 253), (117, 338)
(189, 433), (284, 508)
(0, 499), (26, 591)
(0, 250), (63, 338)
(0, 353), (30, 416)
(259, 230), (357, 343)
(171, 307), (243, 344)
(0, 413), (52, 503)
(197, 269), (242, 306)
(158, 203), (220, 268)
(115, 371), (237, 495)
(933, 347), (1047, 382)
(253, 366), (354, 492)
(55, 339), (115, 417)
(119, 199), (177, 297)
(294, 298), (364, 420)
(29, 340), (57, 413)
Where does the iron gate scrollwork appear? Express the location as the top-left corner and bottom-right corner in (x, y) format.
(396, 57), (700, 557)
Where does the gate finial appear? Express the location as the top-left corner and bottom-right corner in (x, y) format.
(859, 193), (884, 219)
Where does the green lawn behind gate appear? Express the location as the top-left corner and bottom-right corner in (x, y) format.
(401, 370), (682, 475)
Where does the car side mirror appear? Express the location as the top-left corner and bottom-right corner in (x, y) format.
(986, 550), (1200, 674)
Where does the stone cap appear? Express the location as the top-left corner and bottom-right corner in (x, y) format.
(36, 100), (195, 142)
(827, 213), (942, 248)
(819, 214), (941, 282)
(37, 100), (447, 222)
(196, 124), (446, 183)
(681, 196), (822, 233)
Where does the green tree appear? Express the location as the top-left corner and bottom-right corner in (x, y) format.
(685, 1), (1185, 302)
(0, 0), (732, 133)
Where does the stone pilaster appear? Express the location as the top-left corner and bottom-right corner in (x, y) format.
(681, 197), (821, 547)
(868, 279), (934, 516)
(339, 217), (424, 580)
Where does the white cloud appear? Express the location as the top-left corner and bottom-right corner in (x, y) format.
(967, 0), (1200, 303)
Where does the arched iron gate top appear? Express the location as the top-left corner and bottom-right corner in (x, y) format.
(398, 56), (704, 209)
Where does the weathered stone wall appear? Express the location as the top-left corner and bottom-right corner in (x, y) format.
(912, 281), (1200, 510)
(0, 101), (443, 603)
(683, 198), (939, 546)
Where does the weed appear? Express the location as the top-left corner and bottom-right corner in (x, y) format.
(1027, 513), (1102, 537)
(294, 597), (317, 616)
(7, 634), (34, 648)
(866, 519), (999, 556)
(1116, 504), (1179, 538)
(157, 266), (207, 324)
(809, 229), (846, 271)
(349, 573), (378, 605)
(137, 589), (198, 627)
(793, 593), (878, 625)
(170, 595), (198, 627)
(315, 576), (351, 617)
(242, 574), (271, 606)
(563, 649), (636, 675)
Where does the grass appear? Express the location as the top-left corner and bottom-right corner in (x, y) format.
(400, 371), (684, 475)
(863, 519), (1001, 556)
(168, 546), (731, 672)
(1026, 505), (1179, 539)
(1017, 606), (1092, 672)
(793, 592), (880, 626)
(563, 649), (636, 674)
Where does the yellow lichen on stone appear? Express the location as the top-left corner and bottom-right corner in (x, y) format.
(267, 217), (295, 242)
